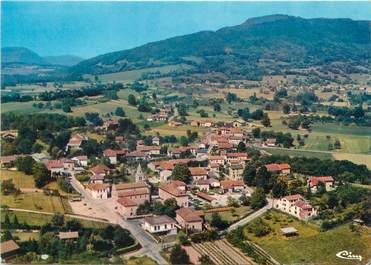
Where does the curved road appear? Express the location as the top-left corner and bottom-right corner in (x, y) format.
(69, 175), (168, 264)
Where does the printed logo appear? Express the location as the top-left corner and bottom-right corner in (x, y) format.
(336, 250), (362, 261)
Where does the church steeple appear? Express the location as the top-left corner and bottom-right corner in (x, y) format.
(135, 163), (145, 182)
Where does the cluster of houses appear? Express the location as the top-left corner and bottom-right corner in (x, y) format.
(0, 118), (340, 242)
(273, 176), (335, 220)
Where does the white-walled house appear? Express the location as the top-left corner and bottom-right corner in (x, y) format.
(86, 183), (111, 199)
(307, 176), (334, 193)
(143, 215), (177, 234)
(273, 194), (317, 220)
(72, 156), (88, 167)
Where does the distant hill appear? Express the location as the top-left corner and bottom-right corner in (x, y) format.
(2, 47), (47, 65)
(43, 55), (84, 66)
(70, 15), (371, 79)
(2, 47), (83, 67)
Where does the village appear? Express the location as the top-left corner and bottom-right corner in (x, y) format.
(1, 113), (348, 265)
(2, 6), (371, 264)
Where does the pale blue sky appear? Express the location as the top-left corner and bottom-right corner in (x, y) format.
(2, 1), (370, 58)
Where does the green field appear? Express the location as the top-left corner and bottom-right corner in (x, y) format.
(205, 206), (253, 223)
(1, 210), (108, 229)
(86, 64), (193, 82)
(1, 193), (72, 213)
(266, 111), (371, 155)
(1, 169), (36, 189)
(261, 147), (334, 160)
(245, 210), (371, 265)
(1, 101), (41, 114)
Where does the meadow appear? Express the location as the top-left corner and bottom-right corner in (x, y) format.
(245, 210), (371, 265)
(1, 193), (71, 213)
(205, 206), (253, 223)
(1, 169), (35, 189)
(85, 64), (193, 82)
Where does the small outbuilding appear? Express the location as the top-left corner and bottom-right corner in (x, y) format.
(0, 240), (20, 260)
(58, 231), (79, 240)
(280, 227), (298, 237)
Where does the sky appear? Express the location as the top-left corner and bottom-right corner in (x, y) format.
(2, 1), (370, 59)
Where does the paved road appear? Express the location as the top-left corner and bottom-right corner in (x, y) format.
(70, 175), (168, 265)
(228, 199), (273, 232)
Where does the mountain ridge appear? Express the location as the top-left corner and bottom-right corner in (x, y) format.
(69, 15), (371, 78)
(2, 47), (83, 67)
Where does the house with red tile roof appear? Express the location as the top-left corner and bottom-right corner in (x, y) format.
(85, 183), (111, 199)
(228, 163), (244, 180)
(113, 182), (150, 205)
(126, 150), (148, 161)
(116, 197), (138, 219)
(220, 180), (245, 193)
(103, 148), (127, 164)
(191, 120), (214, 127)
(159, 181), (189, 207)
(273, 194), (317, 220)
(308, 176), (334, 193)
(265, 163), (291, 174)
(0, 155), (20, 167)
(226, 152), (250, 163)
(176, 207), (203, 232)
(152, 136), (160, 146)
(45, 159), (74, 175)
(137, 145), (161, 157)
(218, 142), (234, 150)
(90, 164), (110, 178)
(167, 146), (196, 158)
(66, 134), (86, 150)
(208, 155), (226, 165)
(103, 119), (119, 131)
(189, 167), (208, 182)
(0, 240), (20, 260)
(194, 179), (211, 192)
(264, 138), (277, 147)
(196, 191), (216, 203)
(71, 155), (88, 167)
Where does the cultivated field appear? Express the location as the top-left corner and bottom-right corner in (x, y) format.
(192, 239), (255, 265)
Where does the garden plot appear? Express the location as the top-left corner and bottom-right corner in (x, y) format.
(192, 239), (255, 265)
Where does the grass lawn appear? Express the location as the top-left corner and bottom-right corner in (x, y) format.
(350, 183), (371, 190)
(45, 181), (78, 196)
(245, 210), (371, 265)
(0, 169), (36, 189)
(261, 147), (334, 160)
(205, 206), (253, 223)
(1, 210), (108, 229)
(125, 256), (158, 265)
(1, 193), (72, 213)
(12, 231), (40, 241)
